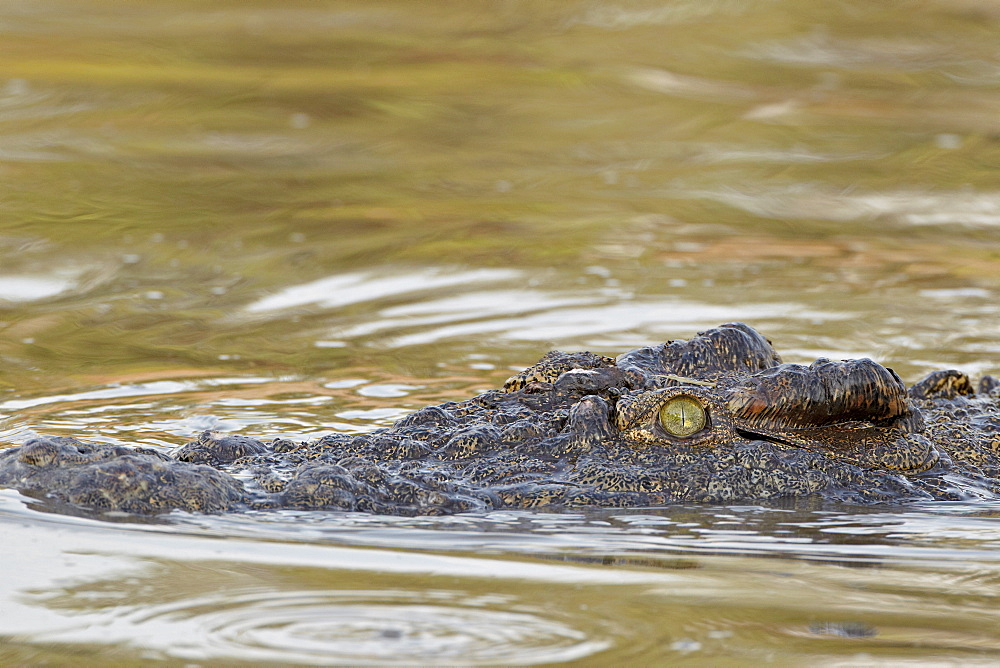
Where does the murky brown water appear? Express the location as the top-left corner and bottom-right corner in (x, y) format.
(3, 1), (1000, 663)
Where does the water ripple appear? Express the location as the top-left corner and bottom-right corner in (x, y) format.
(67, 589), (609, 665)
(243, 268), (521, 315)
(680, 184), (1000, 227)
(377, 299), (846, 348)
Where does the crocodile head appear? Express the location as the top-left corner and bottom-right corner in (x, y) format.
(477, 323), (945, 509)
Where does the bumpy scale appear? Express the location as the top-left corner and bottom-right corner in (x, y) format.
(2, 322), (999, 516)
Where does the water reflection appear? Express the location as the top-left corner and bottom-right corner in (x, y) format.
(82, 589), (608, 665)
(244, 268), (521, 314)
(680, 184), (1000, 227)
(0, 373), (421, 447)
(6, 494), (1000, 663)
(379, 298), (845, 348)
(0, 273), (80, 302)
(568, 1), (752, 29)
(2, 0), (1000, 663)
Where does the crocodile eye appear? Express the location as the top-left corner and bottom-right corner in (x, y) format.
(659, 395), (707, 437)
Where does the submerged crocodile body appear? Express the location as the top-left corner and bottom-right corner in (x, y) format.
(2, 323), (1000, 516)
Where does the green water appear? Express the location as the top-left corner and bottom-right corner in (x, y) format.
(3, 0), (1000, 663)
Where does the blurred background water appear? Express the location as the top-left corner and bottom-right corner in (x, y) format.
(3, 0), (1000, 663)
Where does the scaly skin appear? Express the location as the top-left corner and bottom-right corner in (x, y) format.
(1, 323), (999, 515)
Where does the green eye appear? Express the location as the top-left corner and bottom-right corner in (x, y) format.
(659, 395), (707, 437)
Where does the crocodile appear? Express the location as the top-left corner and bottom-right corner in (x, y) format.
(2, 322), (999, 516)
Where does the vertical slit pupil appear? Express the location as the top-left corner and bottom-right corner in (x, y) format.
(659, 395), (706, 437)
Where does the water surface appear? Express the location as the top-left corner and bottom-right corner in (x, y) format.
(2, 0), (1000, 663)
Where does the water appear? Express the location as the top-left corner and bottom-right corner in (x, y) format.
(2, 0), (1000, 663)
(7, 498), (1000, 664)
